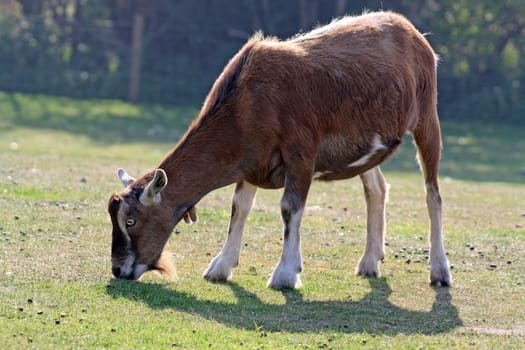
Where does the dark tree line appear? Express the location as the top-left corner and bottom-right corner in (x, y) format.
(0, 0), (524, 122)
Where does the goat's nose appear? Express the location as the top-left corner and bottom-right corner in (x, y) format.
(112, 267), (121, 278)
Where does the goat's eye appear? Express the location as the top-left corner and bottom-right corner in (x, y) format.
(126, 218), (136, 227)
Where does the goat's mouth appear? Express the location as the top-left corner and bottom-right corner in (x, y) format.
(112, 263), (148, 281)
(112, 251), (176, 281)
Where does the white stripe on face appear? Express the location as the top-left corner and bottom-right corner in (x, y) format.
(116, 200), (131, 244)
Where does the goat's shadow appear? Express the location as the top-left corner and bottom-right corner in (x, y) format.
(106, 277), (462, 334)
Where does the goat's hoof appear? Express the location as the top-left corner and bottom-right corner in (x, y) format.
(267, 277), (302, 290)
(430, 266), (452, 287)
(203, 274), (230, 283)
(203, 253), (237, 282)
(267, 270), (302, 290)
(430, 274), (451, 287)
(356, 255), (381, 278)
(356, 269), (379, 278)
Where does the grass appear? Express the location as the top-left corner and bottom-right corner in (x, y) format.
(1, 91), (524, 349)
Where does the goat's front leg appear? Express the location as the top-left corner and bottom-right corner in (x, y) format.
(356, 166), (388, 277)
(204, 181), (257, 282)
(268, 172), (311, 289)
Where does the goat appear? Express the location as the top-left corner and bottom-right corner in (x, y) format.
(107, 11), (451, 289)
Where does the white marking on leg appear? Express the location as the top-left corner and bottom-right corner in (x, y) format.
(427, 183), (451, 286)
(268, 207), (304, 289)
(347, 134), (387, 168)
(204, 182), (257, 281)
(356, 166), (388, 277)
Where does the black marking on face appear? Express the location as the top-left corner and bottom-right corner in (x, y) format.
(108, 194), (128, 257)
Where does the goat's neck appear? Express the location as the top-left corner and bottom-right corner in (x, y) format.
(158, 116), (243, 214)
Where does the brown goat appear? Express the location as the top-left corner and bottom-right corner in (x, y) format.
(108, 11), (451, 288)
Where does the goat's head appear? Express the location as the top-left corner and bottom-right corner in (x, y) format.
(107, 168), (196, 281)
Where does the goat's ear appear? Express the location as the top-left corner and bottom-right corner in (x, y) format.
(183, 206), (198, 224)
(117, 168), (135, 188)
(140, 169), (168, 206)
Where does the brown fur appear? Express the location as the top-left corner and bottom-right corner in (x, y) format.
(108, 11), (446, 284)
(156, 12), (440, 191)
(152, 251), (177, 280)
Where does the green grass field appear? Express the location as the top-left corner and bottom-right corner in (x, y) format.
(1, 92), (524, 349)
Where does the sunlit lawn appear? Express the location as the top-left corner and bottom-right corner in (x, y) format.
(1, 92), (524, 348)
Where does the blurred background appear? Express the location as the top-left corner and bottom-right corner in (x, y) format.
(0, 0), (524, 122)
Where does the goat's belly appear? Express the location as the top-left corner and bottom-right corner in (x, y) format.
(314, 134), (401, 181)
(313, 163), (376, 181)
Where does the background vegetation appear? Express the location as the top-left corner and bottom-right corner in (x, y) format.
(1, 0), (525, 122)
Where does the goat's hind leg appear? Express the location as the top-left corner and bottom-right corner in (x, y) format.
(413, 116), (451, 286)
(425, 179), (450, 286)
(356, 166), (388, 278)
(204, 181), (257, 281)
